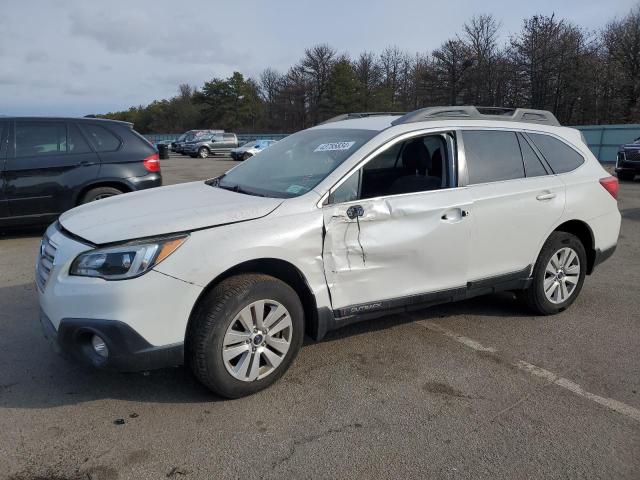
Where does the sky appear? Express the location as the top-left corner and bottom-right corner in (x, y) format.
(1, 0), (637, 116)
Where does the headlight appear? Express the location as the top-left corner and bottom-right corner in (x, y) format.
(70, 235), (188, 280)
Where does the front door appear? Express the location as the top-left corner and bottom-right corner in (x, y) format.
(4, 120), (100, 219)
(321, 131), (473, 314)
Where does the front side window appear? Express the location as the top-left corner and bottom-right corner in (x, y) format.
(79, 124), (121, 152)
(330, 132), (455, 203)
(463, 130), (524, 184)
(528, 133), (584, 174)
(15, 122), (66, 157)
(214, 128), (376, 198)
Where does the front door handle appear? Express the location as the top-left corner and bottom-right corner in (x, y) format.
(76, 160), (96, 167)
(536, 191), (556, 201)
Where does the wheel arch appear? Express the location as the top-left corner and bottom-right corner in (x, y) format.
(185, 258), (323, 350)
(552, 219), (596, 274)
(75, 180), (132, 205)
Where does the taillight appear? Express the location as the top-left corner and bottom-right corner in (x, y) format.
(143, 153), (160, 172)
(599, 176), (619, 200)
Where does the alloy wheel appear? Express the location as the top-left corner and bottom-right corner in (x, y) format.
(544, 247), (580, 304)
(222, 299), (293, 382)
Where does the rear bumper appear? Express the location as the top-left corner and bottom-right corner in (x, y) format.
(592, 244), (617, 272)
(40, 311), (183, 372)
(127, 172), (162, 190)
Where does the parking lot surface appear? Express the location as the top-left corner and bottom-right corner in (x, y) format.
(0, 154), (638, 479)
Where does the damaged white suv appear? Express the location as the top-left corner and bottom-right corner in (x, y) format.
(37, 106), (621, 398)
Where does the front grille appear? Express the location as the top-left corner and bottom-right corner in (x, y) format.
(623, 148), (640, 161)
(36, 234), (57, 292)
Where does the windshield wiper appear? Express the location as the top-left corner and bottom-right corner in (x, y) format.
(216, 182), (266, 197)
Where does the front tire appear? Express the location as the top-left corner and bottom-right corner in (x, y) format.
(242, 152), (252, 161)
(520, 231), (587, 315)
(188, 274), (304, 398)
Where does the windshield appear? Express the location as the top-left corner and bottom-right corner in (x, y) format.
(242, 140), (257, 147)
(214, 128), (376, 198)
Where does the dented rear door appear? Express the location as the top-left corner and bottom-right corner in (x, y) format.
(322, 188), (474, 311)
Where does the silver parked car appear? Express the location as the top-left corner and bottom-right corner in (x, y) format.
(184, 133), (240, 158)
(230, 139), (278, 161)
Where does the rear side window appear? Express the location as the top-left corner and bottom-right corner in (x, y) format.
(463, 130), (524, 184)
(528, 133), (584, 174)
(517, 133), (547, 177)
(67, 124), (92, 154)
(80, 124), (121, 152)
(223, 133), (235, 140)
(15, 122), (66, 157)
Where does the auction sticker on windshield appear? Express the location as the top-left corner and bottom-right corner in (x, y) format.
(314, 141), (356, 152)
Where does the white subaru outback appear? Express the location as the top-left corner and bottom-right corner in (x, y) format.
(37, 106), (621, 398)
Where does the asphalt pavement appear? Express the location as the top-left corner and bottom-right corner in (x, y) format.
(0, 154), (638, 479)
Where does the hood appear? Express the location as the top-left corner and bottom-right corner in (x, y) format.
(59, 181), (283, 244)
(231, 145), (252, 153)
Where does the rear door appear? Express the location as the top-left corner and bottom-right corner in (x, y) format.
(461, 129), (565, 281)
(4, 120), (99, 219)
(0, 121), (9, 220)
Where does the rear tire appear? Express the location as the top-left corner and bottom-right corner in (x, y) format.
(242, 152), (252, 161)
(520, 231), (586, 315)
(188, 274), (304, 398)
(80, 186), (124, 204)
(198, 147), (210, 158)
(617, 171), (635, 181)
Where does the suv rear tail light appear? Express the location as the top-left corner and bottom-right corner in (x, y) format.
(599, 176), (619, 200)
(143, 153), (160, 172)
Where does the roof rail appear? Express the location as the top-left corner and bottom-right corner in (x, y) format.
(320, 112), (405, 125)
(390, 106), (561, 126)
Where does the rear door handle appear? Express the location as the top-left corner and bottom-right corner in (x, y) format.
(441, 208), (469, 222)
(76, 160), (96, 167)
(536, 191), (556, 201)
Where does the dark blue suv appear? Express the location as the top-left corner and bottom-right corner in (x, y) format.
(616, 139), (640, 181)
(0, 117), (162, 228)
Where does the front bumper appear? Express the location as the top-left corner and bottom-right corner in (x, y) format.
(37, 223), (203, 371)
(40, 311), (183, 371)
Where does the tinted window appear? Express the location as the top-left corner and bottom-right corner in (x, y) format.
(15, 122), (66, 157)
(517, 133), (547, 177)
(223, 134), (235, 140)
(528, 133), (584, 174)
(80, 124), (121, 152)
(67, 124), (92, 154)
(464, 130), (524, 184)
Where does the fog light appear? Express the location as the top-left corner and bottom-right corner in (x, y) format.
(91, 335), (109, 358)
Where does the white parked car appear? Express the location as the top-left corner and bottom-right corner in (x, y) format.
(37, 106), (621, 398)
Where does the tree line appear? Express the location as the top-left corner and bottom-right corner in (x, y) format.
(98, 6), (640, 133)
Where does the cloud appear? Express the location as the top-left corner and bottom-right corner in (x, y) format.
(25, 51), (48, 63)
(68, 8), (246, 66)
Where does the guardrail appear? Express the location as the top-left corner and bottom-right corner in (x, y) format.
(146, 125), (640, 163)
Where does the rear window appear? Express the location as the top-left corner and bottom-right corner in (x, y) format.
(80, 123), (121, 152)
(528, 133), (584, 174)
(463, 130), (524, 184)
